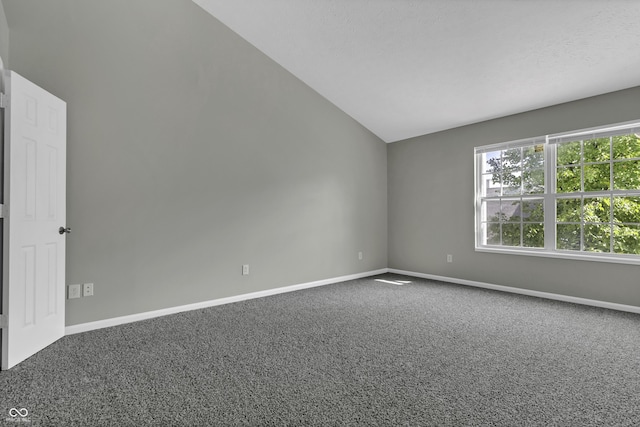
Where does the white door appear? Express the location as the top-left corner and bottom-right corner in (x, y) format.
(1, 71), (67, 370)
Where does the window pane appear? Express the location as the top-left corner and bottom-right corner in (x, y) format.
(522, 168), (544, 194)
(612, 134), (640, 160)
(583, 223), (611, 252)
(503, 171), (522, 195)
(556, 198), (581, 223)
(583, 137), (610, 162)
(557, 141), (580, 166)
(613, 196), (640, 224)
(583, 163), (610, 192)
(482, 200), (502, 222)
(501, 223), (521, 247)
(501, 199), (521, 222)
(556, 166), (581, 193)
(523, 223), (544, 248)
(613, 160), (640, 190)
(502, 148), (521, 171)
(557, 223), (580, 251)
(522, 199), (544, 222)
(482, 151), (502, 174)
(486, 223), (501, 245)
(613, 224), (640, 255)
(583, 197), (610, 223)
(523, 145), (544, 169)
(481, 173), (501, 197)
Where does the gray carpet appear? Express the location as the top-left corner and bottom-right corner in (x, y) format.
(1, 273), (640, 426)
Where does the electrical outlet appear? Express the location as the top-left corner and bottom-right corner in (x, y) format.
(68, 284), (81, 299)
(447, 254), (453, 263)
(242, 264), (249, 275)
(82, 283), (94, 297)
(358, 251), (363, 260)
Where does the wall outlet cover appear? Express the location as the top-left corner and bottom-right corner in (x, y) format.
(68, 284), (81, 299)
(82, 283), (94, 297)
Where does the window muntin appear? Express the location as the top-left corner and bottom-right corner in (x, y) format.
(475, 121), (640, 263)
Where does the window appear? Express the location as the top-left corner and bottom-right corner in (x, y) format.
(475, 120), (640, 264)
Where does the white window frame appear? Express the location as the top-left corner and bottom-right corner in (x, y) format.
(475, 119), (640, 265)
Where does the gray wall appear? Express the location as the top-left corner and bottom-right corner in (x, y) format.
(389, 86), (640, 307)
(3, 0), (388, 326)
(3, 0), (638, 327)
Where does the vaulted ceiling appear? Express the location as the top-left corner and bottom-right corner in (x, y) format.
(194, 0), (640, 142)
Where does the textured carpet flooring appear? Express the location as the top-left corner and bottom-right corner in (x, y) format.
(1, 274), (640, 426)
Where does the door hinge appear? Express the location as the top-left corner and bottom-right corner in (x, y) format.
(0, 204), (4, 218)
(0, 314), (7, 329)
(0, 92), (7, 109)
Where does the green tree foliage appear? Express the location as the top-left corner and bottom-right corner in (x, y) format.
(486, 133), (640, 254)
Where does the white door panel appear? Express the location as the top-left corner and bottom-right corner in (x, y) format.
(2, 71), (67, 370)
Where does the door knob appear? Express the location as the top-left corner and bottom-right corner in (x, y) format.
(59, 226), (71, 235)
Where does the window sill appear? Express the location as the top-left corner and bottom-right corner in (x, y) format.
(475, 246), (640, 266)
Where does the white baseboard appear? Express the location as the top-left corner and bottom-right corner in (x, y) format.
(66, 267), (639, 336)
(65, 268), (389, 335)
(388, 268), (640, 315)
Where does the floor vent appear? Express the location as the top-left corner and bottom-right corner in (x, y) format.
(374, 279), (412, 286)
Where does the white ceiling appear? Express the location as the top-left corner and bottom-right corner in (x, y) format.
(193, 0), (640, 143)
